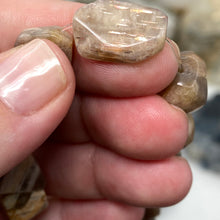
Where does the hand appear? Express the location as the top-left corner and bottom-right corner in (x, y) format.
(0, 0), (192, 219)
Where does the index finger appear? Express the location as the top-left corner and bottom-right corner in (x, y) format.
(0, 0), (82, 51)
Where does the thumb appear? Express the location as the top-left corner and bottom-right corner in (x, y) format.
(0, 39), (75, 176)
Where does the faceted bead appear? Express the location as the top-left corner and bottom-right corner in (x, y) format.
(15, 26), (73, 61)
(0, 156), (48, 220)
(72, 0), (168, 63)
(161, 51), (207, 113)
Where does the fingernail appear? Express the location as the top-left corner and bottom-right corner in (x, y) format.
(0, 45), (23, 62)
(166, 38), (181, 62)
(185, 114), (195, 147)
(0, 39), (67, 115)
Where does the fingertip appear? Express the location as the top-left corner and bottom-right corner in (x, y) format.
(95, 149), (192, 207)
(82, 95), (188, 160)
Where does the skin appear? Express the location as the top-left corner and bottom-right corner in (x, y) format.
(0, 0), (192, 219)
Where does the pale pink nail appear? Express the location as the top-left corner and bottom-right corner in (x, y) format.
(0, 39), (67, 115)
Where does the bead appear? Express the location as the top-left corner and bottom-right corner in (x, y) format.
(15, 26), (73, 61)
(0, 156), (47, 220)
(72, 0), (168, 63)
(161, 51), (207, 113)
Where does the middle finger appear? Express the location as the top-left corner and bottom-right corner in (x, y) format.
(52, 94), (188, 160)
(35, 142), (192, 207)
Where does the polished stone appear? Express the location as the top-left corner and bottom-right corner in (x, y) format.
(15, 26), (73, 61)
(0, 156), (47, 220)
(161, 51), (207, 113)
(72, 0), (168, 63)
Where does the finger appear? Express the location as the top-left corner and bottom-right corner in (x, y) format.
(0, 39), (75, 176)
(51, 94), (188, 160)
(81, 95), (188, 160)
(51, 95), (188, 160)
(0, 0), (82, 51)
(35, 143), (192, 207)
(34, 200), (145, 220)
(73, 42), (179, 97)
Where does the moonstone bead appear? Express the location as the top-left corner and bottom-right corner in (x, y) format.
(72, 0), (168, 63)
(15, 26), (73, 61)
(161, 51), (207, 113)
(0, 157), (47, 220)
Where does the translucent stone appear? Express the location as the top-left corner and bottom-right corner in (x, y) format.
(15, 26), (73, 61)
(161, 51), (207, 113)
(72, 0), (168, 63)
(0, 156), (48, 220)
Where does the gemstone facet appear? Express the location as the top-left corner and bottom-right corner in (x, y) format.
(72, 0), (168, 63)
(161, 51), (207, 113)
(15, 26), (73, 61)
(0, 156), (47, 220)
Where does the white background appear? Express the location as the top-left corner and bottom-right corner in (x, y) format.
(158, 157), (220, 220)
